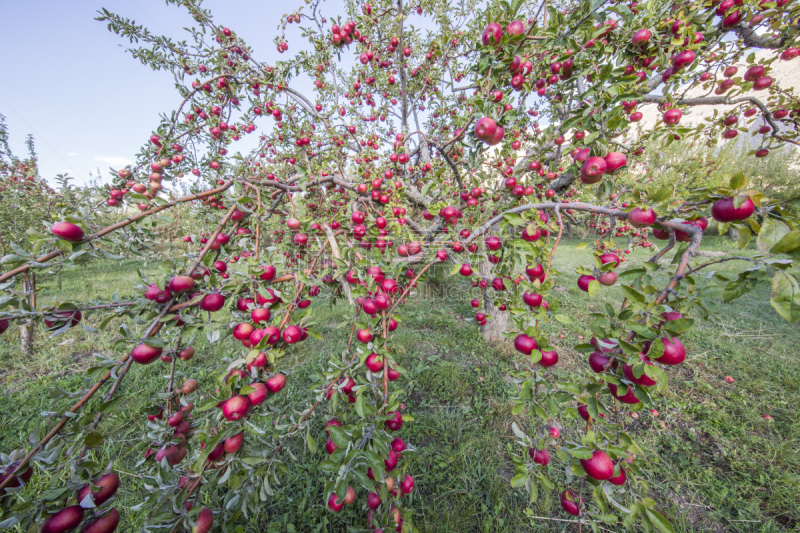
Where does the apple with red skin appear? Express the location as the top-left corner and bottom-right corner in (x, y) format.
(623, 355), (656, 386)
(608, 465), (627, 486)
(391, 437), (406, 452)
(367, 492), (382, 509)
(251, 308), (270, 323)
(560, 490), (580, 516)
(366, 352), (384, 372)
(283, 325), (302, 343)
(604, 152), (627, 174)
(357, 329), (374, 343)
(80, 508), (120, 533)
(530, 448), (550, 465)
(580, 449), (615, 480)
(578, 404), (594, 421)
(224, 432), (245, 453)
(598, 271), (617, 286)
(247, 382), (269, 406)
(50, 222), (84, 242)
(200, 293), (225, 312)
(474, 117), (499, 144)
(609, 383), (640, 404)
(514, 334), (537, 355)
(648, 337), (686, 365)
(266, 373), (287, 392)
(481, 22), (502, 47)
(222, 395), (251, 421)
(169, 275), (195, 293)
(400, 474), (415, 494)
(628, 207), (657, 227)
(577, 275), (595, 292)
(580, 157), (607, 184)
(77, 472), (120, 506)
(632, 28), (651, 46)
(233, 323), (255, 341)
(588, 351), (612, 372)
(328, 492), (345, 512)
(44, 310), (82, 328)
(539, 350), (558, 367)
(523, 292), (543, 307)
(131, 343), (163, 365)
(41, 506), (85, 533)
(192, 508), (214, 533)
(711, 196), (755, 222)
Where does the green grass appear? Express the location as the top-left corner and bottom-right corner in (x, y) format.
(1, 237), (799, 532)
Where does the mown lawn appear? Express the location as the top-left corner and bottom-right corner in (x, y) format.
(0, 236), (798, 532)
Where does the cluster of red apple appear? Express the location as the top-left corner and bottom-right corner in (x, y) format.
(34, 472), (121, 533)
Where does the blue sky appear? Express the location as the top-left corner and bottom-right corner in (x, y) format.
(0, 0), (347, 185)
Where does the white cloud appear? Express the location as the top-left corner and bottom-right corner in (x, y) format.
(66, 152), (77, 156)
(94, 156), (132, 166)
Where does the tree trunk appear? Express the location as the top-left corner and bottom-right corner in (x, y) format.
(565, 219), (574, 239)
(725, 226), (740, 240)
(478, 253), (508, 343)
(20, 322), (34, 356)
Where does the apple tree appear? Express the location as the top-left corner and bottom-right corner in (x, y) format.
(1, 0), (800, 531)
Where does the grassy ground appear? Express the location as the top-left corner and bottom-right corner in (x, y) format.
(1, 237), (798, 532)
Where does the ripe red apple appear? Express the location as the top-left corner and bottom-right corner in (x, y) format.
(41, 506), (85, 533)
(195, 508), (214, 533)
(514, 334), (537, 355)
(577, 275), (595, 292)
(632, 28), (651, 46)
(598, 271), (617, 286)
(481, 22), (502, 47)
(549, 427), (560, 438)
(588, 351), (611, 373)
(77, 473), (120, 506)
(50, 222), (84, 242)
(609, 383), (640, 404)
(523, 292), (543, 307)
(530, 448), (550, 465)
(131, 343), (163, 365)
(662, 109), (682, 125)
(560, 490), (580, 516)
(366, 352), (384, 372)
(328, 492), (345, 512)
(400, 474), (415, 494)
(711, 196), (755, 222)
(169, 276), (195, 294)
(233, 323), (255, 341)
(282, 325), (302, 343)
(222, 395), (251, 421)
(200, 293), (225, 312)
(581, 157), (607, 184)
(474, 117), (498, 144)
(247, 382), (269, 406)
(650, 337), (686, 365)
(391, 437), (406, 452)
(224, 432), (245, 453)
(604, 152), (627, 174)
(357, 329), (373, 343)
(623, 354), (656, 386)
(540, 350), (558, 367)
(367, 491), (382, 509)
(80, 508), (120, 533)
(608, 465), (627, 486)
(628, 207), (657, 227)
(265, 373), (287, 393)
(580, 449), (615, 480)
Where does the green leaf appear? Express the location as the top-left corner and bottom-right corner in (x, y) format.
(621, 285), (645, 303)
(770, 230), (800, 254)
(327, 425), (350, 448)
(645, 508), (675, 533)
(306, 433), (317, 455)
(770, 271), (800, 323)
(588, 280), (600, 297)
(757, 218), (792, 253)
(510, 473), (528, 488)
(729, 172), (746, 190)
(554, 314), (574, 324)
